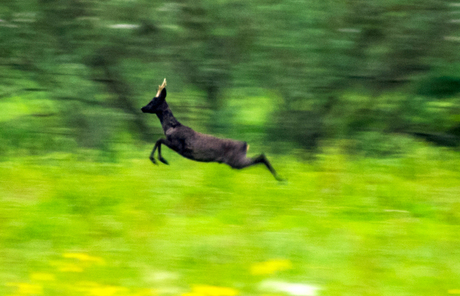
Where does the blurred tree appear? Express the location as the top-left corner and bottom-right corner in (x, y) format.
(1, 0), (460, 155)
(171, 0), (257, 132)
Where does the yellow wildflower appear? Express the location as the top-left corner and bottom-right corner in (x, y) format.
(182, 293), (200, 296)
(250, 259), (292, 275)
(7, 283), (43, 295)
(63, 253), (105, 264)
(57, 263), (84, 272)
(182, 285), (238, 296)
(87, 285), (127, 296)
(131, 288), (157, 296)
(30, 273), (55, 281)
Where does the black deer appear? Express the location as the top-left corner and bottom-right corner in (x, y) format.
(141, 79), (282, 181)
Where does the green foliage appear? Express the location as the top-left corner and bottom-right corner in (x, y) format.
(417, 75), (460, 99)
(350, 131), (419, 157)
(2, 0), (460, 151)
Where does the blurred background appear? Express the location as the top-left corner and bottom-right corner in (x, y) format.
(1, 0), (460, 295)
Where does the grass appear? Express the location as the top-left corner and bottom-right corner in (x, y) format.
(1, 144), (460, 296)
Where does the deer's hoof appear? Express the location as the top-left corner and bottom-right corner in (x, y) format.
(150, 157), (158, 165)
(275, 175), (287, 183)
(159, 157), (169, 165)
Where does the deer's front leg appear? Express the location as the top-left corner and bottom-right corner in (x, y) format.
(150, 138), (171, 165)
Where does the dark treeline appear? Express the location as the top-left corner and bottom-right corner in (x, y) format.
(1, 0), (460, 157)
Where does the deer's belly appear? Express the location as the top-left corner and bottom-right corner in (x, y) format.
(182, 140), (247, 163)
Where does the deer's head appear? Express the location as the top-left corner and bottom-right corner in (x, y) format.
(141, 78), (167, 114)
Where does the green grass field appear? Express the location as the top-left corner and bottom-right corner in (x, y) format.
(1, 145), (460, 296)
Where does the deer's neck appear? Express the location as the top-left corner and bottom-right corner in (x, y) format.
(156, 102), (181, 133)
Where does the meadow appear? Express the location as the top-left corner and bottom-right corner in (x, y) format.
(1, 143), (460, 296)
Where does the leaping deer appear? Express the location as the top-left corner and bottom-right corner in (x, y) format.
(141, 79), (283, 181)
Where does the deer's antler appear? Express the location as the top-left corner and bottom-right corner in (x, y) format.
(156, 78), (167, 97)
(159, 78), (167, 89)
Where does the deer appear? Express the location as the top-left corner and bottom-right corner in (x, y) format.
(141, 79), (283, 181)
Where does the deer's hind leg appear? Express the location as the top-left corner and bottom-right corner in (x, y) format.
(230, 154), (283, 181)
